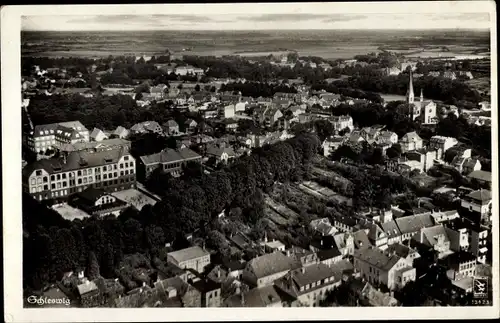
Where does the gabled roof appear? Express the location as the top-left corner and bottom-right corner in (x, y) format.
(224, 285), (284, 307)
(352, 230), (372, 249)
(420, 225), (450, 246)
(75, 187), (110, 204)
(467, 170), (492, 182)
(354, 246), (402, 271)
(385, 243), (413, 258)
(466, 189), (491, 202)
(401, 131), (422, 142)
(140, 148), (201, 165)
(167, 246), (209, 264)
(395, 213), (434, 234)
(247, 252), (300, 279)
(381, 221), (402, 239)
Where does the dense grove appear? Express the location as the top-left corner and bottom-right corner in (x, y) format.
(23, 133), (321, 291)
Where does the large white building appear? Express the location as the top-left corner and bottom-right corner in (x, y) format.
(26, 121), (90, 153)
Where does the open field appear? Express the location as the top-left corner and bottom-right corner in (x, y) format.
(52, 203), (91, 221)
(465, 77), (491, 95)
(112, 189), (157, 210)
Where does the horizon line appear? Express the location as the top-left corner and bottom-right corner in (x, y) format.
(22, 28), (491, 32)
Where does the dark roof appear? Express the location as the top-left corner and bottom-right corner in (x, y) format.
(247, 252), (300, 279)
(352, 230), (372, 249)
(190, 278), (220, 293)
(446, 251), (476, 264)
(317, 248), (342, 261)
(74, 188), (108, 204)
(310, 235), (337, 250)
(385, 243), (412, 258)
(466, 189), (492, 202)
(222, 258), (247, 271)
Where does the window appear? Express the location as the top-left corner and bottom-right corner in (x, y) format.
(96, 175), (101, 181)
(114, 165), (117, 170)
(43, 185), (48, 191)
(82, 169), (87, 176)
(43, 177), (48, 183)
(78, 179), (82, 184)
(130, 162), (134, 168)
(125, 162), (129, 168)
(89, 177), (93, 183)
(107, 165), (112, 171)
(36, 170), (42, 176)
(57, 183), (61, 189)
(125, 170), (129, 175)
(77, 170), (82, 176)
(51, 175), (55, 181)
(63, 182), (67, 188)
(83, 178), (87, 184)
(130, 169), (134, 174)
(103, 174), (107, 179)
(88, 169), (92, 174)
(114, 172), (118, 178)
(31, 178), (36, 185)
(124, 156), (129, 161)
(51, 183), (56, 189)
(120, 164), (124, 169)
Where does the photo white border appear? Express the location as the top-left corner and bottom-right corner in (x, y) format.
(2, 1), (498, 322)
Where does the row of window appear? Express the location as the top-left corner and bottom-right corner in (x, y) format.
(299, 277), (333, 292)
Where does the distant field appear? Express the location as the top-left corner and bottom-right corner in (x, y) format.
(465, 77), (491, 95)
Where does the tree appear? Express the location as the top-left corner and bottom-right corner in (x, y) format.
(87, 251), (100, 280)
(177, 83), (183, 90)
(194, 84), (201, 91)
(386, 143), (402, 159)
(135, 92), (143, 101)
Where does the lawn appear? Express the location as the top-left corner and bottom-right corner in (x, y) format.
(52, 203), (91, 221)
(111, 189), (157, 210)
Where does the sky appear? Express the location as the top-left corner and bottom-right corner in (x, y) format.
(20, 4), (492, 31)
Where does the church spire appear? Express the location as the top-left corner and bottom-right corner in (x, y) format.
(420, 88), (424, 102)
(407, 70), (414, 104)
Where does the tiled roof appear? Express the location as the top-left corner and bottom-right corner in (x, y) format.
(395, 213), (434, 234)
(401, 131), (421, 142)
(248, 252), (300, 279)
(466, 189), (491, 202)
(23, 146), (131, 176)
(75, 187), (108, 204)
(167, 246), (209, 264)
(352, 230), (372, 249)
(467, 170), (492, 182)
(354, 247), (401, 271)
(140, 148), (201, 165)
(224, 285), (283, 307)
(289, 263), (335, 288)
(381, 221), (402, 239)
(420, 225), (449, 246)
(317, 248), (342, 261)
(385, 243), (412, 258)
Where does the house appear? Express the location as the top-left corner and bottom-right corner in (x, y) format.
(384, 243), (420, 266)
(58, 138), (131, 154)
(69, 187), (128, 217)
(221, 118), (239, 132)
(452, 156), (481, 175)
(443, 71), (457, 80)
(445, 251), (476, 281)
(222, 104), (236, 119)
(347, 131), (365, 145)
(163, 120), (180, 135)
(384, 67), (401, 75)
(322, 136), (344, 157)
(333, 233), (355, 256)
(205, 142), (236, 163)
(330, 115), (354, 131)
(377, 131), (398, 145)
(190, 278), (221, 307)
(77, 278), (100, 308)
(352, 229), (373, 250)
(184, 119), (198, 133)
(138, 148), (202, 180)
(309, 218), (337, 236)
(286, 246), (319, 267)
(130, 121), (163, 135)
(460, 189), (492, 224)
(395, 213), (434, 242)
(112, 126), (129, 139)
(367, 223), (388, 250)
(26, 121), (90, 153)
(22, 146), (136, 201)
(406, 148), (440, 172)
(353, 246), (416, 290)
(166, 246), (211, 274)
(430, 210), (460, 224)
(259, 237), (286, 253)
(254, 107), (283, 127)
(242, 251), (301, 288)
(223, 285), (285, 307)
(150, 84), (168, 100)
(381, 221), (402, 245)
(317, 248), (343, 267)
(399, 132), (423, 153)
(413, 225), (454, 259)
(467, 170), (492, 189)
(274, 263), (342, 307)
(443, 217), (489, 264)
(429, 136), (458, 154)
(90, 128), (108, 142)
(458, 71), (474, 79)
(360, 283), (399, 307)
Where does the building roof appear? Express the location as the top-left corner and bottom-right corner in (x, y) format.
(420, 225), (449, 246)
(385, 243), (413, 258)
(190, 278), (220, 293)
(247, 252), (300, 279)
(140, 148), (201, 166)
(167, 246), (209, 264)
(310, 235), (337, 250)
(224, 285), (284, 307)
(113, 126), (129, 136)
(467, 170), (492, 183)
(74, 187), (110, 204)
(367, 223), (386, 241)
(59, 138), (130, 153)
(466, 189), (492, 202)
(206, 145), (236, 158)
(447, 251), (476, 265)
(90, 127), (106, 139)
(401, 131), (422, 142)
(381, 221), (402, 239)
(352, 230), (372, 249)
(23, 146), (131, 177)
(354, 247), (402, 271)
(317, 248), (342, 261)
(165, 119), (179, 128)
(395, 213), (434, 234)
(77, 279), (98, 296)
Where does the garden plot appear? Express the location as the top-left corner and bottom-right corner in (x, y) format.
(112, 189), (157, 210)
(311, 167), (353, 185)
(264, 206), (290, 226)
(265, 196), (299, 222)
(300, 181), (353, 205)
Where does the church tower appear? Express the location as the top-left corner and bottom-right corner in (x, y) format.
(407, 70), (415, 104)
(420, 88), (424, 103)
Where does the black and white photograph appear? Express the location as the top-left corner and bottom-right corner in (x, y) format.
(2, 1), (498, 321)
